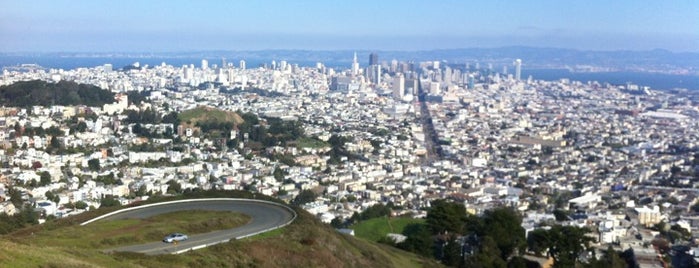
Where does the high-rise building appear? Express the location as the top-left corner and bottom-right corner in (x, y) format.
(201, 59), (208, 70)
(221, 58), (227, 69)
(393, 73), (405, 100)
(467, 74), (475, 89)
(514, 59), (522, 81)
(351, 52), (360, 75)
(369, 53), (378, 66)
(239, 60), (246, 70)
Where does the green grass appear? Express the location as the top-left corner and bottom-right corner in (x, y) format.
(178, 106), (243, 125)
(241, 227), (285, 241)
(25, 210), (250, 250)
(351, 216), (425, 242)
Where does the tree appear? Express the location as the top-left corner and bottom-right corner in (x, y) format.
(48, 135), (61, 151)
(292, 189), (317, 206)
(8, 187), (23, 207)
(87, 158), (100, 172)
(464, 236), (507, 268)
(166, 180), (182, 194)
(136, 184), (147, 196)
(547, 225), (593, 267)
(426, 199), (467, 234)
(479, 207), (526, 259)
(330, 217), (344, 229)
(39, 171), (52, 186)
(45, 191), (59, 203)
(442, 234), (464, 266)
(273, 166), (286, 181)
(75, 121), (87, 133)
(100, 197), (120, 207)
(74, 201), (88, 210)
(553, 209), (569, 221)
(586, 246), (627, 268)
(527, 228), (551, 256)
(358, 203), (392, 220)
(397, 223), (434, 257)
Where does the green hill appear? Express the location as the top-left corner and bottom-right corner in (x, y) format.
(0, 80), (115, 108)
(0, 195), (439, 267)
(178, 106), (244, 127)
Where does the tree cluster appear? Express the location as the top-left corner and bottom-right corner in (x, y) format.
(124, 108), (179, 126)
(0, 80), (114, 108)
(0, 205), (39, 234)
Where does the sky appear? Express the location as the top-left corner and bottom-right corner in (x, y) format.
(1, 0), (698, 52)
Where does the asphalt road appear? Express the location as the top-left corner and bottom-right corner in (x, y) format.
(93, 199), (295, 255)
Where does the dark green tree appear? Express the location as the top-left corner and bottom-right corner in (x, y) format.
(100, 197), (120, 207)
(442, 234), (464, 267)
(548, 225), (593, 268)
(426, 199), (467, 234)
(397, 223), (434, 257)
(553, 209), (569, 221)
(75, 121), (88, 133)
(87, 158), (100, 172)
(330, 217), (344, 229)
(39, 171), (52, 186)
(8, 187), (23, 207)
(527, 228), (551, 256)
(74, 201), (88, 210)
(479, 207), (526, 259)
(166, 180), (182, 194)
(292, 189), (317, 206)
(136, 184), (147, 196)
(464, 236), (507, 268)
(273, 166), (287, 181)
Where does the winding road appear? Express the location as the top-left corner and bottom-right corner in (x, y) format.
(81, 198), (296, 255)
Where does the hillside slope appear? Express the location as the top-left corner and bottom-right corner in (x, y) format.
(0, 203), (439, 267)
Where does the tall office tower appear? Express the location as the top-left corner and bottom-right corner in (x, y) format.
(467, 74), (475, 89)
(221, 58), (227, 69)
(393, 73), (405, 100)
(514, 59), (522, 81)
(280, 60), (288, 71)
(369, 53), (378, 66)
(201, 59), (208, 70)
(390, 59), (398, 73)
(239, 60), (246, 70)
(374, 65), (382, 84)
(406, 78), (418, 96)
(443, 67), (452, 86)
(351, 52), (360, 75)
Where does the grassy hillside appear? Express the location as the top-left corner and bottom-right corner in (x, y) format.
(0, 200), (439, 267)
(352, 217), (425, 242)
(178, 106), (244, 127)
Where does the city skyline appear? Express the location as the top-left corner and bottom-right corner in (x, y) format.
(1, 0), (698, 52)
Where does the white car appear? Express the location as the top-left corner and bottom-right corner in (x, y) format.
(163, 233), (188, 243)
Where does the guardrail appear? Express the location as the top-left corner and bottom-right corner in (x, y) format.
(81, 198), (297, 254)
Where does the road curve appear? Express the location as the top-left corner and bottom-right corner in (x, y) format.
(82, 198), (296, 255)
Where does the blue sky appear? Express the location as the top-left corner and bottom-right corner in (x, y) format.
(1, 0), (697, 52)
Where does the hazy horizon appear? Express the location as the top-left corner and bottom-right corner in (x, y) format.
(2, 0), (698, 53)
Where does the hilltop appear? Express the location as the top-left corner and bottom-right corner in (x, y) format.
(0, 192), (438, 267)
(0, 80), (115, 108)
(178, 106), (244, 128)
